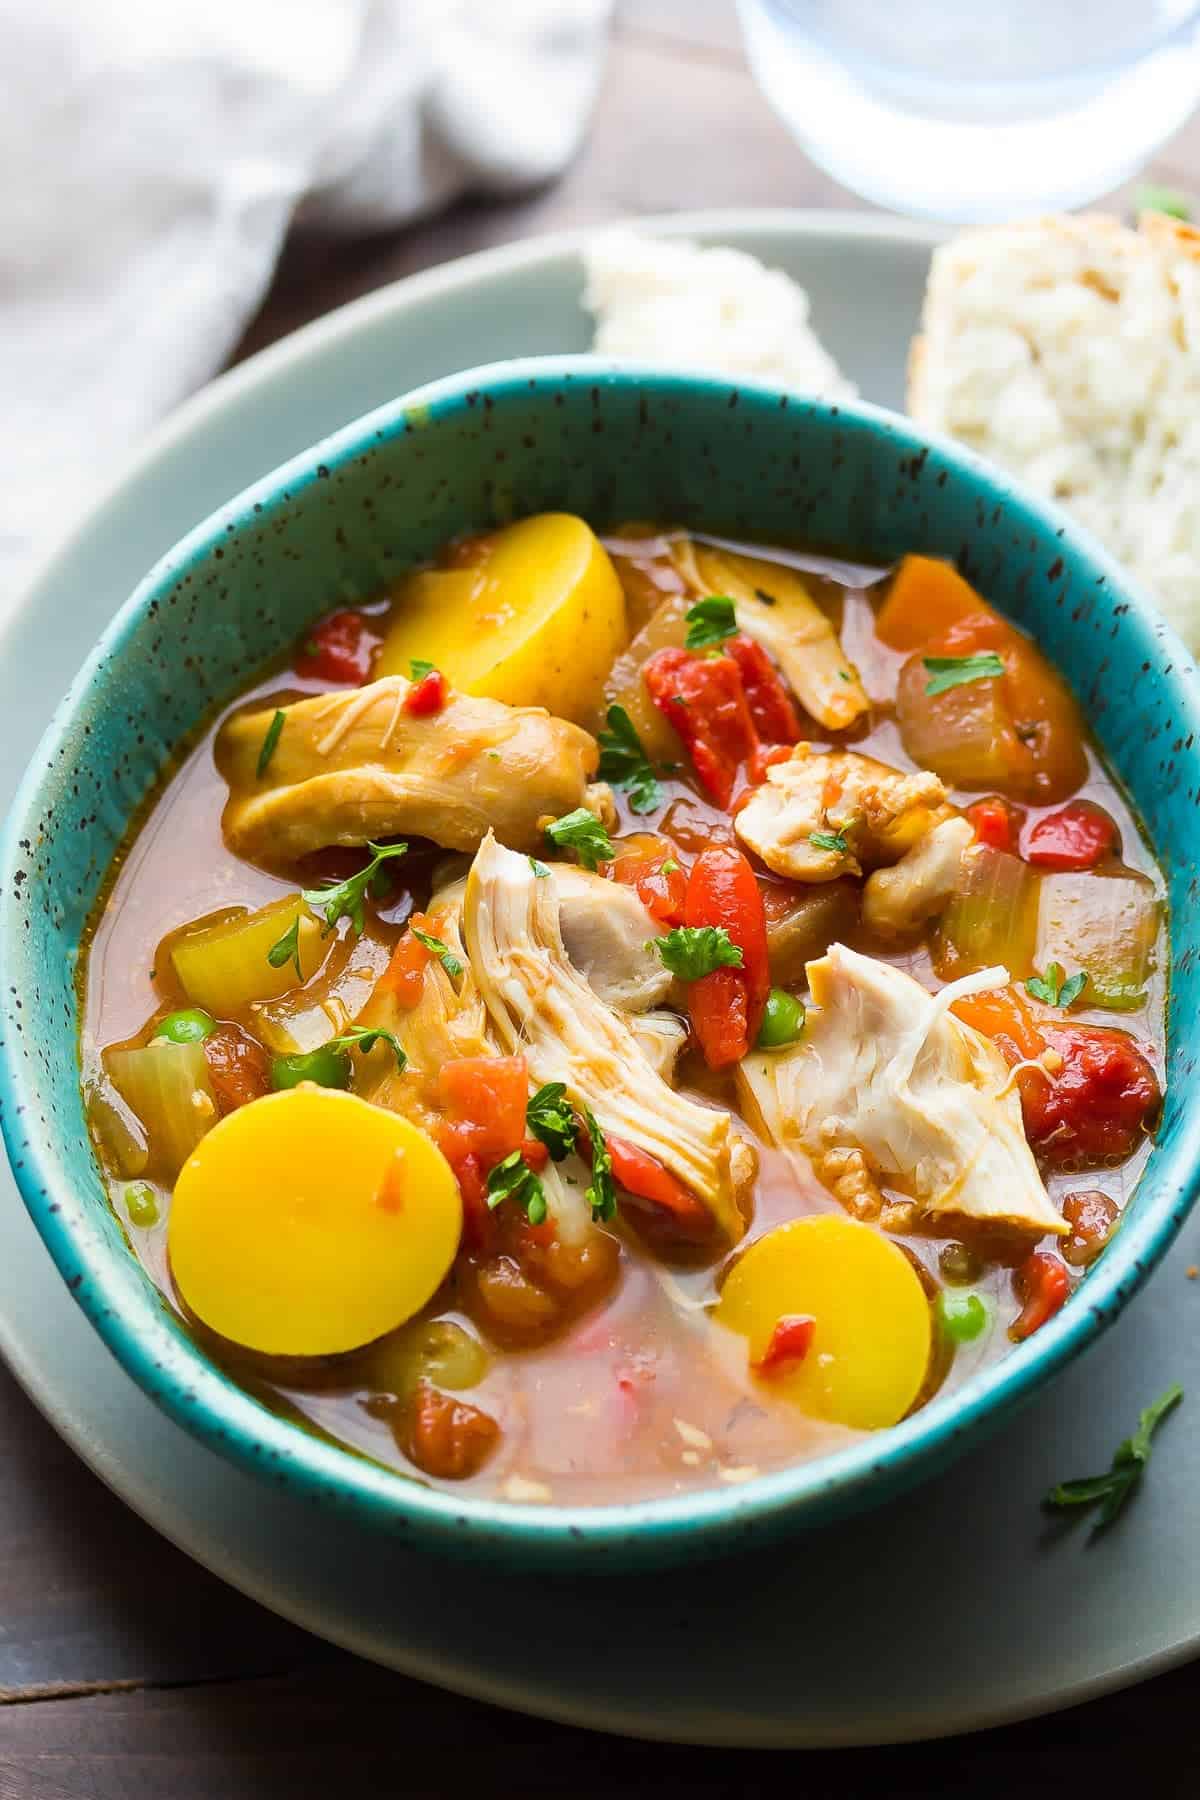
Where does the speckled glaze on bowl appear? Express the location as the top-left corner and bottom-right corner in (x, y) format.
(3, 357), (1199, 1571)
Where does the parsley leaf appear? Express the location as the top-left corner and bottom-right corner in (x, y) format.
(486, 1150), (548, 1226)
(653, 925), (743, 981)
(328, 1024), (407, 1071)
(684, 595), (738, 650)
(256, 709), (286, 778)
(1045, 1383), (1183, 1531)
(526, 1081), (577, 1162)
(409, 658), (435, 681)
(660, 857), (680, 874)
(1134, 183), (1192, 221)
(411, 926), (464, 981)
(266, 916), (304, 981)
(582, 1108), (616, 1222)
(545, 808), (614, 871)
(596, 705), (663, 814)
(923, 652), (1006, 696)
(808, 829), (848, 854)
(301, 840), (409, 937)
(1026, 963), (1089, 1009)
(529, 857), (551, 878)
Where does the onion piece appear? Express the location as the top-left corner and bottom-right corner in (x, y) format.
(106, 1039), (217, 1177)
(1036, 868), (1161, 1011)
(934, 843), (1039, 981)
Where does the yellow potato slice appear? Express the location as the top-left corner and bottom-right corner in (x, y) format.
(716, 1215), (931, 1430)
(376, 513), (626, 725)
(169, 1087), (462, 1356)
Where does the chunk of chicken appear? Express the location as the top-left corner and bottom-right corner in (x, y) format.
(735, 745), (949, 882)
(629, 1009), (689, 1081)
(674, 539), (870, 730)
(218, 677), (599, 864)
(738, 944), (1066, 1237)
(464, 833), (748, 1240)
(863, 815), (975, 939)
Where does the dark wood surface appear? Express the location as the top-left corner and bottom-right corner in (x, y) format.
(4, 4), (1198, 1791)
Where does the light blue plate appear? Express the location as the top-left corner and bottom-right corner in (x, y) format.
(2, 213), (1199, 1738)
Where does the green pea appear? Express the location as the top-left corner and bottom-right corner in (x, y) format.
(270, 1043), (352, 1092)
(936, 1289), (990, 1344)
(124, 1181), (159, 1228)
(756, 988), (806, 1049)
(154, 1007), (216, 1045)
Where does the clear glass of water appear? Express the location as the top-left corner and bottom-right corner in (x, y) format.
(738, 0), (1200, 220)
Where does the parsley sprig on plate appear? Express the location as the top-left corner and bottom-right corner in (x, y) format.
(1045, 1384), (1183, 1531)
(545, 808), (614, 871)
(526, 1082), (577, 1163)
(326, 1024), (407, 1070)
(596, 705), (666, 813)
(653, 925), (743, 981)
(411, 926), (464, 981)
(486, 1150), (548, 1226)
(684, 595), (738, 651)
(267, 840), (409, 973)
(923, 651), (1005, 696)
(1027, 963), (1089, 1009)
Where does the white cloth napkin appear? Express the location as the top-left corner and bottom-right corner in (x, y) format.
(0, 0), (611, 599)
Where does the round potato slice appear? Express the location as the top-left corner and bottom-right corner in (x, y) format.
(716, 1215), (931, 1430)
(169, 1087), (462, 1357)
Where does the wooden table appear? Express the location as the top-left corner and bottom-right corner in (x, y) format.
(4, 6), (1197, 1792)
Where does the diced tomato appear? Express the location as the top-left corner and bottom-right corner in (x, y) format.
(683, 846), (771, 1067)
(403, 668), (448, 716)
(1011, 1251), (1070, 1341)
(752, 1314), (816, 1375)
(607, 1134), (713, 1239)
(294, 610), (378, 684)
(643, 646), (758, 808)
(612, 853), (687, 926)
(377, 911), (435, 1006)
(1023, 800), (1119, 871)
(437, 1055), (528, 1163)
(725, 635), (801, 745)
(436, 1142), (494, 1252)
(966, 795), (1024, 856)
(951, 984), (1161, 1166)
(203, 1024), (271, 1113)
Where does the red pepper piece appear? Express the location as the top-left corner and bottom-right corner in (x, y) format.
(966, 795), (1024, 855)
(403, 668), (448, 716)
(437, 1055), (529, 1163)
(612, 853), (687, 926)
(752, 1314), (816, 1374)
(643, 646), (758, 808)
(1023, 799), (1120, 870)
(1011, 1251), (1070, 1340)
(377, 910), (435, 1006)
(683, 846), (771, 1067)
(606, 1134), (712, 1239)
(294, 610), (378, 684)
(725, 635), (801, 745)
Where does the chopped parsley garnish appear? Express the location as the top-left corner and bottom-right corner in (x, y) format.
(545, 807), (614, 871)
(1044, 1383), (1183, 1531)
(486, 1150), (547, 1226)
(684, 595), (738, 650)
(596, 704), (663, 814)
(837, 669), (852, 682)
(529, 857), (551, 878)
(409, 658), (435, 681)
(526, 1081), (577, 1162)
(809, 828), (849, 854)
(266, 917), (304, 981)
(327, 1024), (407, 1071)
(255, 709), (286, 778)
(753, 586), (777, 607)
(301, 840), (409, 937)
(652, 925), (743, 981)
(411, 926), (464, 981)
(923, 652), (1006, 696)
(1134, 183), (1192, 221)
(1026, 963), (1089, 1009)
(582, 1107), (616, 1222)
(660, 857), (680, 874)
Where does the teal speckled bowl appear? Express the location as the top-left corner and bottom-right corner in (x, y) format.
(3, 357), (1199, 1571)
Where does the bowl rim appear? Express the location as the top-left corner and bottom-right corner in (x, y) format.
(4, 352), (1199, 1559)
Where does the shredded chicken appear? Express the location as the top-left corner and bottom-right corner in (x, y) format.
(464, 833), (748, 1240)
(673, 538), (870, 730)
(863, 815), (975, 938)
(738, 944), (1066, 1237)
(735, 745), (950, 882)
(629, 1009), (690, 1081)
(217, 677), (598, 863)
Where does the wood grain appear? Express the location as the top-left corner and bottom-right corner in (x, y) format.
(4, 0), (1200, 1787)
